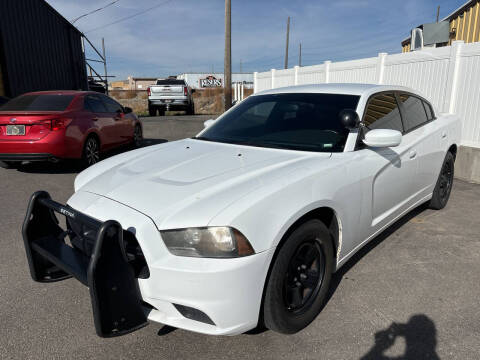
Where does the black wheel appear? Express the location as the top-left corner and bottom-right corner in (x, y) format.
(428, 151), (454, 210)
(263, 219), (334, 334)
(158, 108), (165, 116)
(186, 104), (194, 115)
(133, 124), (143, 148)
(82, 136), (100, 167)
(148, 106), (157, 117)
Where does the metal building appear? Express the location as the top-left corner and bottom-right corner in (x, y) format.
(0, 0), (88, 98)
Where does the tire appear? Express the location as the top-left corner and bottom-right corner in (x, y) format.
(133, 124), (143, 148)
(263, 219), (334, 334)
(148, 106), (157, 117)
(428, 151), (455, 210)
(187, 103), (194, 115)
(158, 108), (165, 116)
(82, 136), (100, 167)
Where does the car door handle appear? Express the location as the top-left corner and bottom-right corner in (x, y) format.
(441, 131), (447, 139)
(409, 150), (417, 159)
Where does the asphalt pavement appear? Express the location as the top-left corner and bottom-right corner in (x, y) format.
(1, 115), (479, 359)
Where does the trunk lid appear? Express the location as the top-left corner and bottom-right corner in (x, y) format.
(0, 111), (62, 141)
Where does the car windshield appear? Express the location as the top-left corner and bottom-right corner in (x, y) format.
(0, 94), (74, 111)
(156, 79), (185, 85)
(196, 93), (360, 152)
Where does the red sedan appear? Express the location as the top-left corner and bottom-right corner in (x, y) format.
(0, 91), (143, 167)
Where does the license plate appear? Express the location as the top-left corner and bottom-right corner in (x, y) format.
(164, 99), (173, 103)
(6, 125), (26, 135)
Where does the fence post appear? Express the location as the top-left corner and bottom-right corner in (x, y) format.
(253, 72), (258, 93)
(294, 65), (299, 85)
(324, 61), (331, 83)
(376, 52), (387, 84)
(271, 69), (276, 89)
(444, 40), (463, 114)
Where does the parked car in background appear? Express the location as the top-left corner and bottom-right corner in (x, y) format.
(147, 78), (195, 116)
(22, 84), (459, 338)
(0, 91), (142, 168)
(0, 96), (9, 106)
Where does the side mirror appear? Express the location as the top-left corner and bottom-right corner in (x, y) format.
(363, 129), (402, 148)
(339, 109), (360, 130)
(124, 106), (133, 114)
(204, 119), (216, 128)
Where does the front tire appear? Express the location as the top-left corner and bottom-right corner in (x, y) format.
(82, 136), (100, 167)
(428, 151), (455, 210)
(263, 219), (334, 334)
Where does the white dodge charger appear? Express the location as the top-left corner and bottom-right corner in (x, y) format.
(22, 84), (460, 337)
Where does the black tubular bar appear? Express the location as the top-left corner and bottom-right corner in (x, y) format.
(22, 191), (148, 337)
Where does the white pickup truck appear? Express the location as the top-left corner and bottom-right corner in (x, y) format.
(147, 78), (195, 116)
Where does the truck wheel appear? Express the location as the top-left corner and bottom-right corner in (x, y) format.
(187, 104), (195, 115)
(148, 106), (157, 117)
(263, 219), (333, 334)
(158, 108), (165, 116)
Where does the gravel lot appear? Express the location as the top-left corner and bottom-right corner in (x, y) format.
(1, 115), (479, 359)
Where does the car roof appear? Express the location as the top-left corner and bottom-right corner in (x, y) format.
(254, 83), (419, 97)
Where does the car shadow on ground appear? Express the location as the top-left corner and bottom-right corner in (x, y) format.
(360, 314), (440, 360)
(10, 138), (168, 174)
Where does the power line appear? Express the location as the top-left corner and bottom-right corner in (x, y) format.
(85, 0), (174, 33)
(71, 0), (121, 24)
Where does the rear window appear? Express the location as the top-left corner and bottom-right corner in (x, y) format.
(155, 79), (186, 85)
(0, 95), (74, 111)
(398, 94), (429, 132)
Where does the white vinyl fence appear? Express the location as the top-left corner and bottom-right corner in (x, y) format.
(253, 41), (480, 149)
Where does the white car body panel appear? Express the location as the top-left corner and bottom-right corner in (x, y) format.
(70, 84), (460, 335)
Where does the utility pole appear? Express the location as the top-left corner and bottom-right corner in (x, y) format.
(102, 37), (108, 95)
(224, 0), (232, 111)
(284, 16), (290, 69)
(298, 43), (302, 67)
(436, 5), (440, 22)
(240, 59), (243, 73)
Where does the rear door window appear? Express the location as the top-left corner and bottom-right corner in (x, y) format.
(362, 93), (404, 132)
(85, 95), (108, 113)
(0, 94), (74, 111)
(100, 95), (123, 113)
(398, 94), (429, 132)
(423, 101), (435, 120)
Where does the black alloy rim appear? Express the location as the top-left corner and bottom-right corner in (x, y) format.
(283, 240), (325, 313)
(85, 138), (100, 165)
(134, 126), (142, 147)
(439, 160), (453, 200)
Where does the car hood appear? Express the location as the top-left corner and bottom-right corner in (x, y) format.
(73, 138), (331, 229)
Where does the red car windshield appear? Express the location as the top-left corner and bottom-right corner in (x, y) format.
(0, 95), (74, 111)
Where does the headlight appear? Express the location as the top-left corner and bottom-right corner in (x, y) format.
(160, 227), (254, 258)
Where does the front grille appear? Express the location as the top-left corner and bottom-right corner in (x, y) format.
(67, 217), (150, 279)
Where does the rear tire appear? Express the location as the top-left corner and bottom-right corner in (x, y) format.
(263, 219), (334, 334)
(82, 136), (100, 167)
(158, 108), (165, 116)
(133, 124), (143, 148)
(148, 106), (157, 117)
(428, 151), (455, 210)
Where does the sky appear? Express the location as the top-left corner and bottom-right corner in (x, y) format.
(46, 0), (466, 80)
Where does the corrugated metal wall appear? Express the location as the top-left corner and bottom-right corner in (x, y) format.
(0, 0), (88, 97)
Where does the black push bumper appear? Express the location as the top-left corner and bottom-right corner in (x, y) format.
(22, 191), (148, 337)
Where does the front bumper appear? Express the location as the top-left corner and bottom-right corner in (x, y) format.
(23, 190), (275, 336)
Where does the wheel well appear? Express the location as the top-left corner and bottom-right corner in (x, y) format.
(448, 144), (457, 160)
(280, 207), (340, 259)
